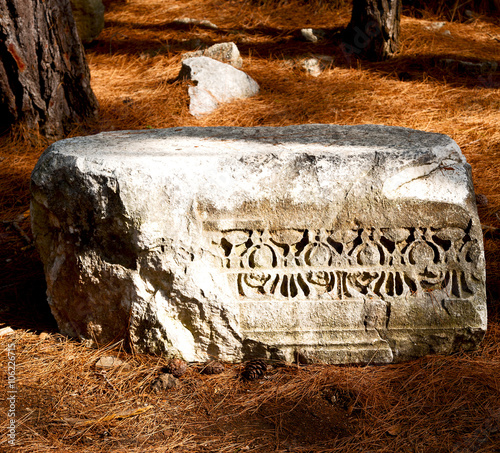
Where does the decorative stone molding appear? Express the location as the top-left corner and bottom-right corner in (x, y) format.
(30, 125), (487, 364)
(208, 225), (481, 300)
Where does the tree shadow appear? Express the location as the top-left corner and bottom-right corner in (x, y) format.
(89, 17), (499, 90)
(90, 19), (329, 58)
(104, 18), (300, 36)
(0, 225), (57, 334)
(346, 53), (500, 89)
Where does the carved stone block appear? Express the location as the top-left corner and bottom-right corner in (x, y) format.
(30, 125), (487, 363)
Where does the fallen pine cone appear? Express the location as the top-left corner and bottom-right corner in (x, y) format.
(322, 386), (360, 415)
(200, 361), (225, 375)
(163, 358), (188, 378)
(241, 359), (267, 381)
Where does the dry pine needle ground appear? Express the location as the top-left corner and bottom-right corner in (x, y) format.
(1, 0), (500, 451)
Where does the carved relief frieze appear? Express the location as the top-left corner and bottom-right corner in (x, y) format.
(207, 224), (483, 301)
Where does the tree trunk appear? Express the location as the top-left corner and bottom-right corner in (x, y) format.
(0, 0), (99, 138)
(342, 0), (402, 61)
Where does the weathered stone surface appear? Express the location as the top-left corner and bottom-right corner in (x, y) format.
(31, 125), (487, 364)
(301, 58), (322, 77)
(299, 28), (326, 43)
(70, 0), (105, 44)
(182, 42), (243, 69)
(300, 28), (319, 43)
(179, 57), (259, 116)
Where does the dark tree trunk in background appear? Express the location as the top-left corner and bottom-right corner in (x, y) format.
(0, 0), (99, 138)
(343, 0), (402, 61)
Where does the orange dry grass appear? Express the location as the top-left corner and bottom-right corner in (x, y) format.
(1, 0), (500, 451)
(1, 325), (499, 452)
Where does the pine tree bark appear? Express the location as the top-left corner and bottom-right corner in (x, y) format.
(0, 0), (99, 138)
(343, 0), (402, 61)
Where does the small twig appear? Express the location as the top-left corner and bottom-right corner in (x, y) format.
(451, 0), (473, 22)
(2, 220), (32, 245)
(450, 0), (461, 22)
(482, 224), (500, 232)
(486, 32), (500, 43)
(0, 282), (18, 290)
(98, 370), (117, 391)
(462, 138), (482, 147)
(235, 0), (250, 18)
(59, 405), (154, 428)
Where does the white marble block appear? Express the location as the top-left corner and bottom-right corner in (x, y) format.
(31, 125), (487, 363)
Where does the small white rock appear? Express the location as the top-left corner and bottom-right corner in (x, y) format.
(39, 332), (50, 340)
(179, 56), (259, 116)
(301, 58), (322, 77)
(95, 356), (131, 370)
(424, 21), (446, 31)
(182, 42), (243, 69)
(300, 28), (318, 43)
(0, 326), (15, 336)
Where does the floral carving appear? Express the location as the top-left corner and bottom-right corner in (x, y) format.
(209, 224), (482, 301)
